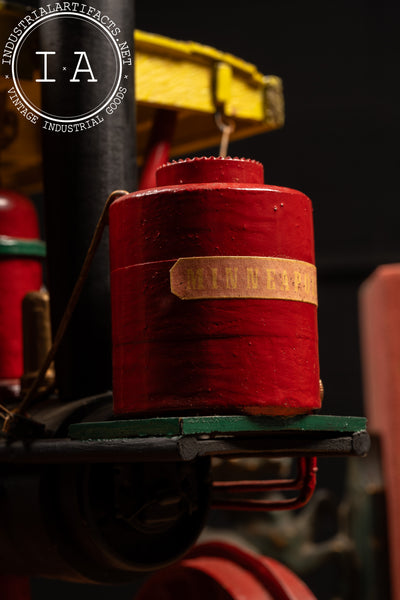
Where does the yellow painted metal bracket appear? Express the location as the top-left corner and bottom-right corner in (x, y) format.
(0, 5), (284, 192)
(135, 30), (284, 161)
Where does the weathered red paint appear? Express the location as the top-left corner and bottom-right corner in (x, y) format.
(359, 264), (400, 598)
(110, 157), (320, 416)
(138, 108), (177, 190)
(135, 541), (317, 600)
(212, 456), (318, 511)
(0, 191), (42, 393)
(0, 576), (31, 600)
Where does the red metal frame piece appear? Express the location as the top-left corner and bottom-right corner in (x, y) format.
(359, 264), (400, 599)
(0, 190), (42, 400)
(0, 576), (31, 600)
(211, 456), (318, 511)
(138, 108), (177, 189)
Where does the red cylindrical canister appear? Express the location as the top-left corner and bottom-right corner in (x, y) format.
(109, 157), (320, 417)
(0, 190), (44, 399)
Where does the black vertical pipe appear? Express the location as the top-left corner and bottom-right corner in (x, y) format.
(40, 1), (136, 401)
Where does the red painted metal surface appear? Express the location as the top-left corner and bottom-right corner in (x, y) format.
(0, 191), (40, 239)
(135, 541), (317, 600)
(0, 576), (31, 600)
(110, 157), (320, 417)
(212, 456), (318, 511)
(359, 264), (400, 599)
(139, 109), (177, 190)
(0, 191), (42, 396)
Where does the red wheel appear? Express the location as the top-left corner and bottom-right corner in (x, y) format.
(0, 576), (31, 600)
(135, 541), (317, 600)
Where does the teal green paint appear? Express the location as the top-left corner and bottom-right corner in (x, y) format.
(69, 414), (367, 441)
(0, 236), (46, 258)
(179, 414), (367, 435)
(69, 417), (182, 440)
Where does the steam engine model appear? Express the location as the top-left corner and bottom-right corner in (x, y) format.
(0, 2), (369, 597)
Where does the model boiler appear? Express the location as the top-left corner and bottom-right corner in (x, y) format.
(109, 156), (320, 417)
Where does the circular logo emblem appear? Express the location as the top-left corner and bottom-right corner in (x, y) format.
(2, 3), (132, 132)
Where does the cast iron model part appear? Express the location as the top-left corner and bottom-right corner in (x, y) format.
(0, 190), (45, 401)
(0, 392), (212, 582)
(66, 413), (368, 512)
(40, 0), (137, 402)
(135, 540), (317, 599)
(0, 164), (368, 582)
(4, 190), (129, 437)
(0, 457), (210, 582)
(212, 456), (318, 512)
(21, 290), (55, 397)
(139, 108), (177, 189)
(109, 156), (320, 417)
(359, 264), (400, 598)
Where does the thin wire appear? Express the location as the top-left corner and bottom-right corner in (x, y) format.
(6, 189), (128, 426)
(0, 403), (13, 419)
(215, 111), (236, 158)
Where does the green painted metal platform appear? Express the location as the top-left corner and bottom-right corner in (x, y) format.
(69, 414), (367, 440)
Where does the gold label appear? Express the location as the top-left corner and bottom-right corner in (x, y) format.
(170, 256), (318, 305)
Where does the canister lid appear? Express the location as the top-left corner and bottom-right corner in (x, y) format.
(156, 156), (264, 186)
(0, 190), (40, 239)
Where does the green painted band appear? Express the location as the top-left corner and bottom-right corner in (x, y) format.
(0, 235), (46, 258)
(69, 414), (368, 441)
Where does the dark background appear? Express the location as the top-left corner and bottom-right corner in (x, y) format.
(9, 0), (398, 597)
